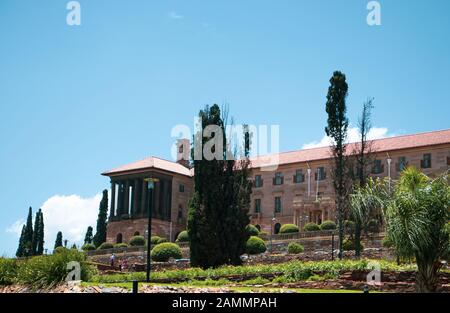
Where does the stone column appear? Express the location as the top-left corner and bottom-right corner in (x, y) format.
(133, 179), (139, 217)
(124, 180), (130, 215)
(110, 181), (116, 220)
(117, 181), (123, 216)
(141, 179), (147, 216)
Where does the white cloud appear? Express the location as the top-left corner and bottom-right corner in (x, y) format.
(6, 193), (102, 251)
(168, 11), (183, 19)
(302, 127), (394, 149)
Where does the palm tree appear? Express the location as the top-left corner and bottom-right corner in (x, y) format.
(350, 178), (389, 257)
(385, 167), (449, 292)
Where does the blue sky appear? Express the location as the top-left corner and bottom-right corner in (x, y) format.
(1, 0), (449, 256)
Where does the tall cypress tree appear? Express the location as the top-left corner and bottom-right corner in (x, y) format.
(54, 231), (63, 250)
(16, 225), (26, 257)
(84, 226), (93, 244)
(36, 209), (45, 255)
(188, 104), (251, 268)
(325, 71), (350, 260)
(31, 209), (40, 255)
(93, 190), (108, 247)
(23, 207), (34, 256)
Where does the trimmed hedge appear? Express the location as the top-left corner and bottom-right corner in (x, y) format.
(150, 243), (182, 262)
(97, 242), (114, 250)
(246, 225), (260, 236)
(81, 244), (96, 251)
(114, 243), (129, 248)
(245, 236), (267, 255)
(280, 224), (299, 234)
(176, 231), (189, 243)
(320, 220), (337, 230)
(343, 238), (364, 251)
(303, 223), (320, 232)
(287, 242), (304, 254)
(129, 236), (146, 247)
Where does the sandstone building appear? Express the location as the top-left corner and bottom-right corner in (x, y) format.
(102, 129), (450, 243)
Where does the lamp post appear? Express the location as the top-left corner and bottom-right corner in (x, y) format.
(386, 157), (392, 193)
(270, 217), (276, 253)
(144, 177), (159, 283)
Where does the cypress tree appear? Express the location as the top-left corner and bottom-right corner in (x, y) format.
(84, 226), (93, 244)
(188, 105), (251, 268)
(16, 225), (26, 257)
(93, 190), (108, 247)
(31, 209), (40, 255)
(23, 207), (34, 256)
(36, 209), (45, 255)
(54, 231), (63, 249)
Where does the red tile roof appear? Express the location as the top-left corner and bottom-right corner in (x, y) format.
(250, 128), (450, 169)
(102, 129), (450, 176)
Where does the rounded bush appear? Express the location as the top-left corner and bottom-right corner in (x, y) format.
(129, 235), (146, 247)
(320, 220), (337, 230)
(54, 246), (68, 254)
(342, 238), (364, 251)
(81, 244), (96, 251)
(150, 236), (162, 245)
(114, 243), (129, 248)
(280, 224), (299, 234)
(245, 236), (267, 255)
(97, 242), (114, 250)
(258, 231), (269, 238)
(287, 242), (304, 254)
(345, 220), (355, 233)
(150, 243), (182, 262)
(176, 231), (189, 243)
(303, 223), (320, 232)
(246, 224), (260, 236)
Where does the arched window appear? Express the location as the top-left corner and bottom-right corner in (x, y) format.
(133, 231), (140, 236)
(274, 223), (281, 235)
(116, 233), (123, 244)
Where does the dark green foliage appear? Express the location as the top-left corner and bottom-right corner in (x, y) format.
(151, 243), (182, 262)
(54, 231), (63, 250)
(245, 236), (266, 255)
(71, 244), (77, 250)
(303, 223), (320, 232)
(81, 244), (96, 251)
(16, 249), (93, 288)
(382, 236), (393, 248)
(279, 224), (299, 234)
(149, 236), (161, 245)
(245, 225), (260, 237)
(97, 242), (114, 250)
(344, 220), (355, 234)
(367, 219), (380, 233)
(324, 71), (350, 259)
(23, 207), (34, 257)
(176, 230), (189, 242)
(320, 220), (337, 230)
(16, 225), (26, 257)
(31, 209), (44, 256)
(54, 246), (68, 254)
(342, 238), (364, 251)
(188, 105), (251, 268)
(0, 258), (18, 285)
(93, 190), (108, 248)
(287, 242), (304, 254)
(114, 243), (128, 248)
(84, 226), (93, 245)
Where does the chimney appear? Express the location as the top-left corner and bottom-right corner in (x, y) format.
(176, 138), (190, 168)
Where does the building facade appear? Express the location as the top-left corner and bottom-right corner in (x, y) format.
(102, 129), (450, 243)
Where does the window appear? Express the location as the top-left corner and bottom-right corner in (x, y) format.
(397, 157), (408, 172)
(421, 153), (432, 169)
(372, 160), (384, 174)
(274, 196), (282, 213)
(315, 167), (326, 181)
(274, 223), (281, 234)
(179, 184), (185, 192)
(273, 172), (284, 185)
(447, 156), (450, 166)
(178, 205), (183, 219)
(293, 169), (304, 183)
(254, 199), (261, 213)
(116, 233), (123, 244)
(254, 175), (263, 188)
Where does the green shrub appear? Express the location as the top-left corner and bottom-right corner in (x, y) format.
(54, 246), (68, 254)
(114, 243), (129, 248)
(280, 224), (299, 234)
(0, 258), (18, 285)
(97, 242), (114, 250)
(129, 236), (146, 247)
(287, 242), (304, 254)
(16, 249), (93, 288)
(345, 220), (355, 233)
(258, 231), (269, 238)
(303, 223), (320, 232)
(150, 243), (182, 262)
(342, 238), (364, 251)
(382, 236), (393, 248)
(367, 219), (380, 233)
(81, 244), (96, 251)
(150, 236), (162, 245)
(246, 225), (260, 236)
(320, 220), (337, 230)
(157, 237), (167, 244)
(245, 236), (267, 255)
(176, 231), (189, 242)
